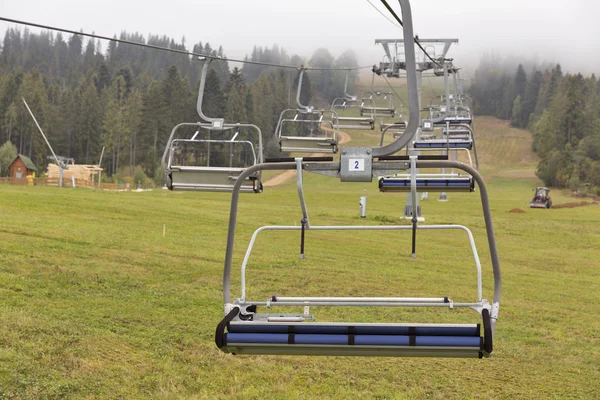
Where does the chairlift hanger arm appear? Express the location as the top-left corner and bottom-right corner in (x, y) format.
(372, 0), (419, 157)
(296, 68), (310, 111)
(196, 59), (221, 124)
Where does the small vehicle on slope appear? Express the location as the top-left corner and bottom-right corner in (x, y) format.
(529, 187), (552, 209)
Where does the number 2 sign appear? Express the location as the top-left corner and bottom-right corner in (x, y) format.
(349, 159), (365, 172)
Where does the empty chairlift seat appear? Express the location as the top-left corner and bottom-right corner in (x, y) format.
(162, 122), (263, 193)
(443, 126), (473, 140)
(276, 109), (340, 153)
(331, 96), (359, 110)
(360, 91), (396, 117)
(332, 94), (375, 131)
(413, 126), (473, 150)
(442, 116), (472, 125)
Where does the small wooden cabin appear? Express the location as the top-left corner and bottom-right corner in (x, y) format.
(9, 154), (37, 184)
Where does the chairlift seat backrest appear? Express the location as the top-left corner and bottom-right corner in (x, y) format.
(276, 109), (340, 153)
(162, 123), (263, 193)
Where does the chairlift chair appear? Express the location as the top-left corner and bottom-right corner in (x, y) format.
(442, 109), (472, 125)
(360, 91), (396, 118)
(216, 157), (498, 358)
(413, 124), (474, 150)
(277, 69), (340, 153)
(162, 59), (264, 193)
(330, 71), (376, 130)
(378, 155), (475, 193)
(331, 71), (360, 110)
(382, 124), (477, 191)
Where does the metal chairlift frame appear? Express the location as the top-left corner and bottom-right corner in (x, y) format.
(330, 70), (376, 130)
(360, 91), (397, 117)
(162, 59), (264, 192)
(216, 0), (500, 359)
(331, 70), (360, 110)
(276, 69), (340, 153)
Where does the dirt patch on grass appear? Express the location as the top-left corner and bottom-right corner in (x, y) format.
(553, 201), (600, 209)
(509, 208), (526, 213)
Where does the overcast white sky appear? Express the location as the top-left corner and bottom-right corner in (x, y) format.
(2, 0), (599, 75)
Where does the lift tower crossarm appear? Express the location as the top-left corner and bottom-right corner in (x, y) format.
(375, 38), (458, 60)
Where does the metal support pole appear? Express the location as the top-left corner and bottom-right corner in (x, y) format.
(410, 156), (418, 258)
(296, 158), (310, 227)
(440, 67), (451, 201)
(403, 71), (423, 220)
(359, 190), (367, 218)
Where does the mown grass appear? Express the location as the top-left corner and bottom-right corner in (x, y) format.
(1, 117), (599, 399)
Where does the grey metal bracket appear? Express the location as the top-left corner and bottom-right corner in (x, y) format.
(422, 120), (434, 131)
(196, 58), (225, 128)
(340, 147), (373, 182)
(295, 158), (310, 227)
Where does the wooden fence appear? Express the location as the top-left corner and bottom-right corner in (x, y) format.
(0, 177), (154, 192)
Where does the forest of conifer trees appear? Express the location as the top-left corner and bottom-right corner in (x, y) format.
(470, 57), (600, 190)
(0, 28), (359, 184)
(3, 27), (597, 190)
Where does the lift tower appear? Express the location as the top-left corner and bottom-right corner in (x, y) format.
(375, 38), (458, 220)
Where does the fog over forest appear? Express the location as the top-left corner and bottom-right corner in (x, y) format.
(1, 0), (599, 189)
(1, 0), (599, 75)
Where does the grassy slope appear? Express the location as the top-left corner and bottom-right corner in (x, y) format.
(0, 117), (599, 399)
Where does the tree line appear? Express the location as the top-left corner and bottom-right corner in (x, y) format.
(0, 28), (359, 183)
(470, 55), (600, 190)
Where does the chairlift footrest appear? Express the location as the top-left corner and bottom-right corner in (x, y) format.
(216, 311), (493, 358)
(379, 177), (474, 192)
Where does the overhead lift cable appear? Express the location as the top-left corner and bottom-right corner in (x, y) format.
(0, 16), (372, 71)
(365, 0), (402, 29)
(381, 75), (408, 108)
(378, 0), (443, 67)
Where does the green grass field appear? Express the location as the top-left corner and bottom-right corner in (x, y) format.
(1, 117), (599, 399)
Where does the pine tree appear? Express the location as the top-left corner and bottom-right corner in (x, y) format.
(75, 73), (102, 164)
(137, 81), (163, 173)
(101, 76), (127, 175)
(0, 140), (17, 176)
(563, 74), (586, 145)
(510, 96), (522, 127)
(124, 88), (142, 173)
(519, 70), (543, 128)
